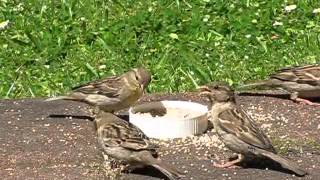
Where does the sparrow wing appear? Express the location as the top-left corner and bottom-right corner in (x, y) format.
(218, 107), (275, 152)
(72, 76), (122, 97)
(99, 119), (157, 151)
(294, 65), (320, 85)
(271, 65), (320, 85)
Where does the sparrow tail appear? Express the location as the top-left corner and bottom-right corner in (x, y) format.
(261, 150), (307, 176)
(45, 96), (78, 102)
(151, 161), (185, 180)
(238, 81), (270, 90)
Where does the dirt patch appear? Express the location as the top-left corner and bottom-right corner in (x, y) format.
(0, 92), (319, 179)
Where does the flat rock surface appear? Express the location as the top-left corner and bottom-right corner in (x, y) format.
(0, 92), (319, 180)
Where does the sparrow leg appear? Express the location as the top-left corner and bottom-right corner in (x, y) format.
(213, 154), (244, 168)
(294, 98), (320, 106)
(102, 154), (123, 179)
(290, 93), (320, 106)
(103, 153), (121, 169)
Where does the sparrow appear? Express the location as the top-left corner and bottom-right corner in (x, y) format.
(199, 82), (307, 176)
(46, 67), (151, 113)
(239, 64), (320, 106)
(95, 110), (184, 180)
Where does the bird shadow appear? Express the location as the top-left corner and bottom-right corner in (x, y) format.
(237, 92), (291, 99)
(308, 97), (320, 103)
(128, 166), (172, 180)
(116, 114), (129, 121)
(47, 114), (130, 122)
(47, 114), (95, 121)
(231, 156), (307, 177)
(206, 121), (214, 131)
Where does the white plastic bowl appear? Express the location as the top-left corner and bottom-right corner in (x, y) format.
(129, 100), (208, 139)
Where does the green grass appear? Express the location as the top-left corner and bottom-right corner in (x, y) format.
(1, 0), (320, 98)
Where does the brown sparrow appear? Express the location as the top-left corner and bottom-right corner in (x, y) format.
(46, 67), (151, 112)
(199, 82), (307, 176)
(240, 64), (320, 106)
(95, 110), (184, 180)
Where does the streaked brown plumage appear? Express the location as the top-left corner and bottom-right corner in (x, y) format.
(95, 110), (184, 180)
(240, 64), (320, 106)
(46, 67), (151, 112)
(199, 82), (307, 176)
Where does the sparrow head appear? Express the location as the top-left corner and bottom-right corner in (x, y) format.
(198, 82), (235, 103)
(132, 67), (151, 90)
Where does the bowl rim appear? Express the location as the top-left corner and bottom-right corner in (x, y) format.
(129, 100), (208, 120)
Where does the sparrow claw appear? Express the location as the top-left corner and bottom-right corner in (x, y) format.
(213, 154), (244, 168)
(213, 161), (242, 169)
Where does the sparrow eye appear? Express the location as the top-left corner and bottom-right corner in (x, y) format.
(135, 74), (140, 81)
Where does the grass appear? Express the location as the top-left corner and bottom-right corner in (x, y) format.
(1, 0), (320, 98)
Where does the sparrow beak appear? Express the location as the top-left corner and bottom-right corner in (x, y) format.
(141, 84), (146, 95)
